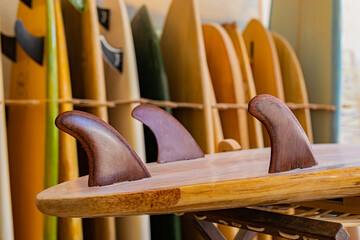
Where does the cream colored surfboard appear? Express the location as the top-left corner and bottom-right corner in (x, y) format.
(243, 19), (284, 147)
(0, 19), (14, 240)
(203, 23), (249, 150)
(222, 22), (263, 149)
(97, 0), (150, 239)
(271, 32), (313, 143)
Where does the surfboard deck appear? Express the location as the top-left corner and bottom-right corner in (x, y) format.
(222, 22), (263, 149)
(203, 23), (249, 150)
(7, 0), (47, 239)
(55, 0), (83, 238)
(271, 32), (313, 143)
(0, 18), (14, 240)
(60, 0), (115, 239)
(270, 0), (341, 144)
(37, 144), (360, 217)
(243, 19), (284, 147)
(97, 0), (150, 239)
(131, 5), (181, 240)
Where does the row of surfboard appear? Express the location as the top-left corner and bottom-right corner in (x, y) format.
(0, 0), (340, 239)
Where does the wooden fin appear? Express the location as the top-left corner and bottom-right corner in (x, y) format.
(218, 139), (241, 152)
(132, 104), (204, 163)
(248, 94), (317, 173)
(1, 33), (16, 61)
(100, 35), (123, 72)
(20, 0), (32, 8)
(55, 110), (150, 187)
(14, 19), (44, 65)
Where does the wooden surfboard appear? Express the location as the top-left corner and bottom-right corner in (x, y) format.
(203, 23), (249, 150)
(160, 0), (215, 155)
(0, 19), (14, 240)
(243, 19), (284, 147)
(60, 0), (115, 239)
(7, 0), (47, 239)
(222, 22), (263, 149)
(55, 0), (83, 239)
(270, 0), (341, 143)
(131, 5), (181, 240)
(96, 0), (150, 239)
(271, 32), (313, 143)
(37, 143), (360, 218)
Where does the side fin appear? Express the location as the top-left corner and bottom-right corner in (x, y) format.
(1, 33), (16, 61)
(248, 94), (317, 173)
(55, 110), (151, 187)
(100, 35), (123, 72)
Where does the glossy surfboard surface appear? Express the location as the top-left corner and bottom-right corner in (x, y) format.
(243, 19), (284, 147)
(222, 22), (263, 149)
(61, 0), (115, 239)
(7, 0), (47, 239)
(131, 5), (181, 240)
(203, 23), (249, 150)
(55, 0), (83, 239)
(271, 32), (313, 143)
(270, 0), (341, 143)
(97, 0), (150, 239)
(0, 19), (14, 240)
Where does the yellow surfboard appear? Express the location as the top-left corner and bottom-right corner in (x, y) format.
(61, 0), (115, 239)
(222, 22), (263, 149)
(97, 0), (150, 239)
(55, 0), (83, 239)
(243, 19), (284, 147)
(203, 23), (249, 150)
(271, 32), (313, 143)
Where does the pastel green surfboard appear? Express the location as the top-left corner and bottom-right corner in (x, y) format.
(270, 0), (341, 143)
(131, 5), (181, 240)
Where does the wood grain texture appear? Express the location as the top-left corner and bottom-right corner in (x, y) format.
(222, 22), (263, 149)
(203, 23), (249, 149)
(243, 19), (284, 147)
(160, 0), (215, 154)
(55, 110), (150, 187)
(7, 0), (46, 239)
(132, 104), (204, 163)
(271, 32), (313, 143)
(55, 0), (83, 237)
(0, 18), (14, 240)
(37, 144), (360, 217)
(248, 94), (317, 172)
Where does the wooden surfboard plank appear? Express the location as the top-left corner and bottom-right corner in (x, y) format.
(222, 22), (263, 149)
(271, 32), (313, 143)
(55, 0), (83, 238)
(60, 0), (115, 239)
(243, 19), (284, 147)
(7, 0), (47, 239)
(203, 23), (249, 149)
(131, 5), (181, 240)
(97, 0), (150, 239)
(37, 144), (360, 217)
(270, 0), (341, 144)
(160, 0), (215, 155)
(0, 19), (14, 240)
